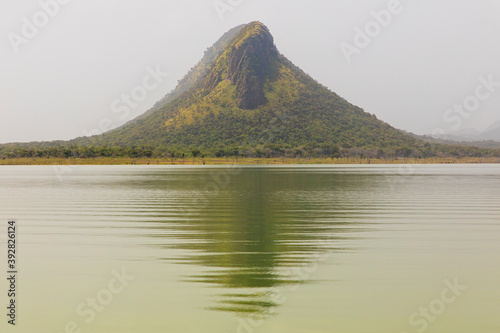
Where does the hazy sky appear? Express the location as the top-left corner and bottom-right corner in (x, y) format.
(1, 0), (499, 143)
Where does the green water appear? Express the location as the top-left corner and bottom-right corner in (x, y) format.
(0, 165), (499, 333)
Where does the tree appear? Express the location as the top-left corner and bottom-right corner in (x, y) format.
(191, 149), (201, 163)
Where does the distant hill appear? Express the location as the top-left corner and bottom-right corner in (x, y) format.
(432, 120), (500, 144)
(1, 22), (500, 160)
(415, 135), (500, 150)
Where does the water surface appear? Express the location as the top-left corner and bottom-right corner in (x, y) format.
(0, 165), (499, 333)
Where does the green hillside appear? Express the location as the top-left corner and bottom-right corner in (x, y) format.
(77, 22), (422, 154)
(1, 21), (499, 160)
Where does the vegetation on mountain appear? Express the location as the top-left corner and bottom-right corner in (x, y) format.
(1, 21), (500, 161)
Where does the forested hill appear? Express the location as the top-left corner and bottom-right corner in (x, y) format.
(1, 22), (500, 160)
(79, 21), (419, 151)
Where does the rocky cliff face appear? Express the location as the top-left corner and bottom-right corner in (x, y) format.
(203, 22), (279, 109)
(226, 22), (278, 109)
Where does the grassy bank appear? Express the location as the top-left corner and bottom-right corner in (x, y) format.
(1, 156), (499, 166)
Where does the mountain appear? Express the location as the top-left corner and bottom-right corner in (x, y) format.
(438, 128), (483, 141)
(74, 21), (421, 154)
(431, 120), (500, 145)
(1, 22), (499, 160)
(138, 24), (248, 120)
(418, 135), (500, 150)
(482, 120), (500, 141)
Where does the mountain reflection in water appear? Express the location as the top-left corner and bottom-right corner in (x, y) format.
(139, 167), (371, 314)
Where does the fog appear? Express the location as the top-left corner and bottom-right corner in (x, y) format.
(1, 0), (499, 143)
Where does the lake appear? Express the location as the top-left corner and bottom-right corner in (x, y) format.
(0, 164), (499, 333)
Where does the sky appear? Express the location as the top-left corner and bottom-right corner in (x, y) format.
(0, 0), (499, 143)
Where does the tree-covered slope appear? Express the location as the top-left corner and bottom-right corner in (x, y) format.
(2, 21), (499, 160)
(79, 22), (419, 151)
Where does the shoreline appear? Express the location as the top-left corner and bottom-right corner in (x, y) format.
(1, 157), (500, 166)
